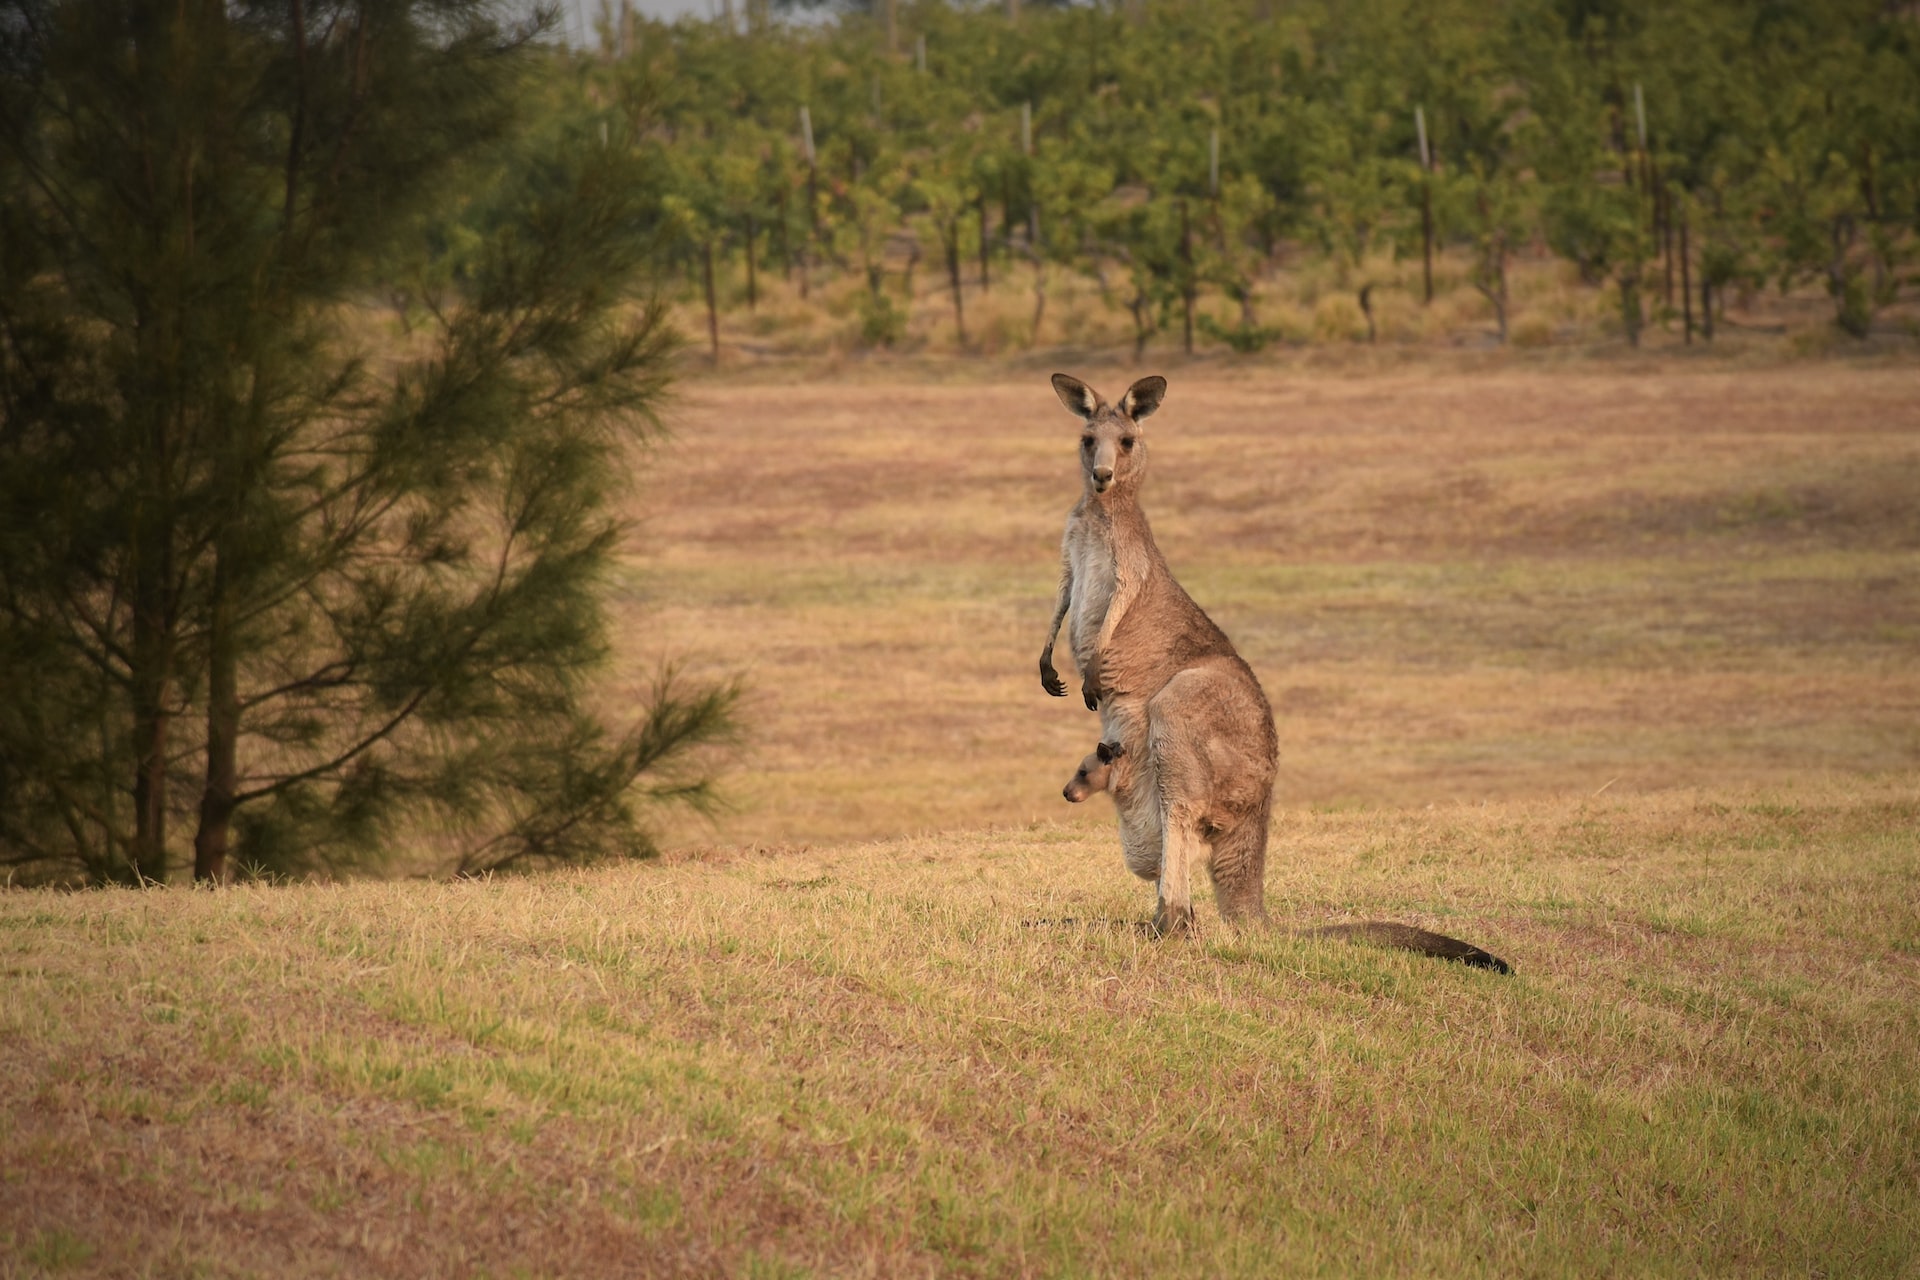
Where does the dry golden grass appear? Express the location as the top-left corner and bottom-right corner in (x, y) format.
(3, 787), (1917, 1276)
(6, 364), (1920, 1277)
(619, 365), (1920, 846)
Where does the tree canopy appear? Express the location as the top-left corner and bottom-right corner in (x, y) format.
(0, 0), (736, 885)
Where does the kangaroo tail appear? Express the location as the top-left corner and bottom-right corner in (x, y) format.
(1305, 921), (1512, 975)
(1207, 793), (1273, 928)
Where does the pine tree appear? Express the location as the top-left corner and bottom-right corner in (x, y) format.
(0, 0), (735, 884)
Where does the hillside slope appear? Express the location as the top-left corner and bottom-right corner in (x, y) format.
(5, 785), (1917, 1277)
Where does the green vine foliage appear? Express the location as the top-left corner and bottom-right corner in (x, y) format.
(545, 0), (1917, 345)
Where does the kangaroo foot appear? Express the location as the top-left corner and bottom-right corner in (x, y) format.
(1151, 902), (1196, 937)
(1218, 901), (1271, 931)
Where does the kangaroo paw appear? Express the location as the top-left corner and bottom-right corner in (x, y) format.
(1040, 658), (1068, 698)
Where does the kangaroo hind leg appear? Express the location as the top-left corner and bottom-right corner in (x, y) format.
(1153, 803), (1207, 936)
(1207, 791), (1272, 928)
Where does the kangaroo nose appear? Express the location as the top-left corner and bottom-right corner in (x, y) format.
(1093, 465), (1113, 484)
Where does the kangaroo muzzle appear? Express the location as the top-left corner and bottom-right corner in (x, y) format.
(1089, 439), (1118, 492)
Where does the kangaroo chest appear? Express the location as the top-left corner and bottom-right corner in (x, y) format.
(1064, 515), (1118, 670)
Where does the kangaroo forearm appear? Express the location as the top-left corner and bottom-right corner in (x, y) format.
(1039, 584), (1072, 696)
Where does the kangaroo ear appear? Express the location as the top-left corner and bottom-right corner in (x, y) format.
(1097, 741), (1123, 763)
(1119, 376), (1167, 422)
(1051, 373), (1106, 421)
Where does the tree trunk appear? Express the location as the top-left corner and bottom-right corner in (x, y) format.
(1680, 206), (1693, 345)
(129, 335), (175, 886)
(283, 0), (309, 238)
(1470, 191), (1507, 344)
(1420, 180), (1435, 304)
(1492, 262), (1508, 344)
(800, 165), (817, 300)
(193, 552), (238, 884)
(946, 226), (966, 345)
(1180, 200), (1195, 355)
(703, 238), (720, 362)
(977, 193), (990, 290)
(1660, 183), (1674, 308)
(744, 214), (757, 310)
(1028, 207), (1044, 342)
(129, 598), (172, 886)
(776, 186), (791, 279)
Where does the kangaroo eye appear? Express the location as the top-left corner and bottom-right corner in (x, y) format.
(1121, 437), (1135, 450)
(1081, 437), (1094, 450)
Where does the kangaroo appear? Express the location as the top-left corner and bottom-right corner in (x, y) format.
(1060, 741), (1511, 972)
(1062, 740), (1127, 804)
(1038, 373), (1510, 971)
(1039, 372), (1277, 935)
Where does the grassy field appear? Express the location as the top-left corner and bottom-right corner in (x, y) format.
(4, 792), (1918, 1276)
(620, 362), (1920, 843)
(5, 363), (1920, 1276)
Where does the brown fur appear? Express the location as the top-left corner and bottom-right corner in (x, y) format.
(1039, 373), (1509, 972)
(1040, 373), (1278, 934)
(1059, 742), (1511, 972)
(1061, 741), (1125, 804)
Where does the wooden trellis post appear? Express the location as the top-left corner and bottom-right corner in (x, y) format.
(799, 106), (816, 298)
(703, 239), (720, 362)
(1417, 105), (1434, 305)
(1680, 202), (1692, 345)
(744, 213), (758, 310)
(977, 192), (991, 290)
(1180, 199), (1195, 354)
